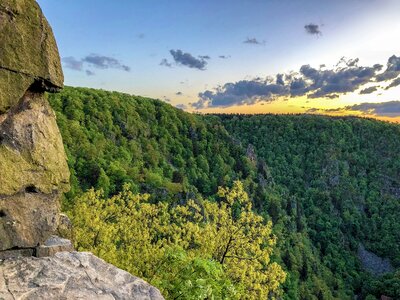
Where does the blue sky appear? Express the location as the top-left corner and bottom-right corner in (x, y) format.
(37, 0), (400, 118)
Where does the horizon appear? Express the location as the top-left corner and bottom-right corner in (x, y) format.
(37, 0), (400, 122)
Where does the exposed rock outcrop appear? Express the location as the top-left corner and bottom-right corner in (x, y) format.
(358, 244), (394, 276)
(0, 0), (69, 251)
(0, 0), (63, 113)
(0, 251), (164, 300)
(35, 235), (74, 258)
(0, 1), (164, 299)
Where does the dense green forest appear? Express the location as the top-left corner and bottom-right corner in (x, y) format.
(219, 114), (400, 299)
(48, 87), (400, 299)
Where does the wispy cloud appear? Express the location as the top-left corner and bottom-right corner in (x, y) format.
(176, 103), (188, 110)
(62, 54), (130, 75)
(219, 55), (231, 59)
(346, 101), (400, 117)
(386, 77), (400, 89)
(83, 54), (131, 71)
(376, 55), (400, 81)
(199, 55), (211, 60)
(169, 49), (209, 70)
(309, 101), (400, 118)
(160, 58), (172, 67)
(62, 57), (83, 71)
(192, 55), (400, 109)
(160, 50), (209, 70)
(243, 37), (265, 45)
(161, 96), (171, 103)
(359, 86), (379, 94)
(85, 70), (95, 76)
(304, 23), (322, 36)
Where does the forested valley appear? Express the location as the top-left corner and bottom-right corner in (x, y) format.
(48, 87), (400, 299)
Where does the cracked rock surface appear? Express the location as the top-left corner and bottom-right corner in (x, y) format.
(0, 0), (63, 113)
(0, 0), (69, 251)
(0, 251), (164, 300)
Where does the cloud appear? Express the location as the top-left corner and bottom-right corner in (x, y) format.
(161, 96), (171, 103)
(62, 57), (83, 71)
(243, 37), (265, 45)
(196, 79), (288, 108)
(330, 101), (400, 118)
(304, 23), (322, 36)
(337, 57), (359, 67)
(359, 86), (379, 94)
(160, 58), (172, 67)
(192, 55), (400, 109)
(176, 91), (183, 96)
(219, 55), (231, 59)
(62, 54), (130, 75)
(85, 70), (95, 76)
(376, 55), (400, 81)
(199, 55), (211, 60)
(176, 104), (188, 110)
(307, 101), (400, 118)
(83, 54), (131, 71)
(276, 74), (285, 85)
(346, 101), (400, 117)
(385, 77), (400, 89)
(169, 49), (208, 70)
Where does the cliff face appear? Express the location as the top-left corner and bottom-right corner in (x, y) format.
(0, 2), (164, 298)
(0, 0), (69, 251)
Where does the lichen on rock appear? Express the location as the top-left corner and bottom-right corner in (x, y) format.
(0, 0), (69, 251)
(0, 0), (63, 113)
(0, 91), (70, 196)
(0, 252), (165, 300)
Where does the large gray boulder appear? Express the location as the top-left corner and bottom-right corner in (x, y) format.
(0, 251), (164, 300)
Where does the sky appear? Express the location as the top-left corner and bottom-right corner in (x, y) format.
(37, 0), (400, 121)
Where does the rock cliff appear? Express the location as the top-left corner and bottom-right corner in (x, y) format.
(0, 1), (164, 298)
(0, 0), (63, 113)
(0, 0), (69, 251)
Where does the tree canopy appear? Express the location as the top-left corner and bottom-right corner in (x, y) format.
(71, 181), (286, 299)
(48, 87), (400, 299)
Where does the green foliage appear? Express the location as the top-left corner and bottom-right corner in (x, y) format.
(219, 114), (400, 299)
(49, 87), (400, 299)
(49, 87), (255, 208)
(71, 182), (286, 299)
(153, 248), (238, 300)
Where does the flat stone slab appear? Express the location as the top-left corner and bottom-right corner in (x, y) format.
(0, 251), (164, 300)
(35, 235), (74, 258)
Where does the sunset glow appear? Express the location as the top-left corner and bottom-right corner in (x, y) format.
(37, 0), (400, 121)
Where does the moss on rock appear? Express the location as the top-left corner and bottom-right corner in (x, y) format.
(0, 0), (69, 251)
(0, 91), (70, 196)
(0, 0), (63, 113)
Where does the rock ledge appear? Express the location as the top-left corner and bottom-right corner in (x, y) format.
(0, 251), (164, 300)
